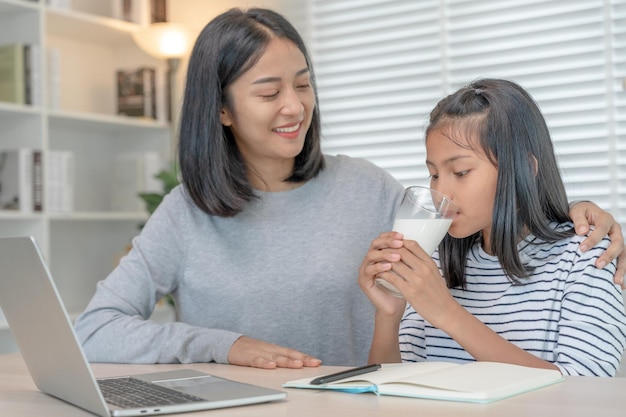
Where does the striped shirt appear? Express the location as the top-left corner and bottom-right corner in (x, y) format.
(399, 223), (626, 376)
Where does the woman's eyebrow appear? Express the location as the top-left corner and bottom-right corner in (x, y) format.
(296, 67), (310, 77)
(252, 67), (310, 85)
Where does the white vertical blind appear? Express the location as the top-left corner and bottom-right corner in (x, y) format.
(614, 0), (626, 221)
(309, 0), (440, 185)
(304, 0), (626, 223)
(447, 0), (614, 207)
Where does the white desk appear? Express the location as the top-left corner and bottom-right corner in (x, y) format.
(0, 353), (624, 416)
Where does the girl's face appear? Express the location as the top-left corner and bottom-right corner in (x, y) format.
(220, 37), (315, 172)
(425, 127), (498, 250)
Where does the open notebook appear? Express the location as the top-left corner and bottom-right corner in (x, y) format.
(0, 236), (286, 416)
(284, 361), (564, 404)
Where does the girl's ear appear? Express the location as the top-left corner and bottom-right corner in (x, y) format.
(220, 107), (232, 126)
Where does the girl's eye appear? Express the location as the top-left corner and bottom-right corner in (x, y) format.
(455, 170), (469, 177)
(429, 174), (439, 179)
(297, 83), (311, 89)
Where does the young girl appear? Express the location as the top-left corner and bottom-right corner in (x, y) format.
(359, 79), (626, 376)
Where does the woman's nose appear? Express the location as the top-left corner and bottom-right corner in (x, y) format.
(280, 88), (304, 115)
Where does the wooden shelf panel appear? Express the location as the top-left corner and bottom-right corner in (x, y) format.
(0, 0), (38, 14)
(49, 110), (168, 133)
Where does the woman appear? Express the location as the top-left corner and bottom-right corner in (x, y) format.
(75, 9), (624, 369)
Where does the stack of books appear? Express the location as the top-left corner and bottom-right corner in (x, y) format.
(0, 148), (75, 214)
(0, 148), (43, 213)
(0, 43), (41, 106)
(116, 67), (156, 119)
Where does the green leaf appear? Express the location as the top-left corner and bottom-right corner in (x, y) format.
(138, 192), (164, 214)
(137, 161), (180, 216)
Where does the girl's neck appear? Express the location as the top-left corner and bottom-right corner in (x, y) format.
(481, 225), (531, 256)
(480, 228), (493, 255)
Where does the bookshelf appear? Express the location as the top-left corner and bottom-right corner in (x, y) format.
(0, 0), (171, 352)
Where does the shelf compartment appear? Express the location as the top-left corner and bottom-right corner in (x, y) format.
(46, 7), (139, 45)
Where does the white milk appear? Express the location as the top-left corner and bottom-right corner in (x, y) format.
(392, 218), (453, 254)
(375, 218), (452, 297)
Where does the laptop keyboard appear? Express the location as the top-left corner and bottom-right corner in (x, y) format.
(98, 377), (206, 409)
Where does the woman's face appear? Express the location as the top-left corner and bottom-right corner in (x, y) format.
(220, 37), (315, 170)
(425, 127), (498, 249)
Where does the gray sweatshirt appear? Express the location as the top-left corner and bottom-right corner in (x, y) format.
(74, 154), (404, 366)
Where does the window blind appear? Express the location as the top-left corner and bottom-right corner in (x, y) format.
(613, 0), (626, 221)
(305, 0), (626, 222)
(309, 0), (440, 185)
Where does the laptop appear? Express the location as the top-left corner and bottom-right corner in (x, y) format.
(0, 236), (287, 416)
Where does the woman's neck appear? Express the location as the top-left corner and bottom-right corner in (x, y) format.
(247, 159), (302, 192)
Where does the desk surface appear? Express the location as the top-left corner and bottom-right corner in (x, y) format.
(0, 353), (624, 416)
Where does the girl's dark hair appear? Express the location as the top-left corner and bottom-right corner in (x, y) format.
(178, 8), (324, 216)
(426, 78), (574, 287)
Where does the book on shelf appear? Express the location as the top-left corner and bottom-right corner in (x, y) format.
(46, 150), (74, 213)
(111, 0), (154, 25)
(150, 0), (167, 23)
(110, 151), (162, 212)
(283, 361), (564, 404)
(117, 67), (156, 119)
(33, 150), (42, 211)
(112, 0), (165, 24)
(24, 44), (41, 106)
(0, 148), (42, 213)
(0, 42), (41, 106)
(45, 0), (71, 9)
(47, 47), (61, 110)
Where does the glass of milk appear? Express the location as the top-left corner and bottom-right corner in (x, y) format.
(375, 186), (457, 298)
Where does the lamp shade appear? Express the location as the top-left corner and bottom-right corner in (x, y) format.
(132, 22), (192, 59)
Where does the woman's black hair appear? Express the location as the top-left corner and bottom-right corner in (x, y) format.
(427, 78), (574, 287)
(178, 8), (324, 216)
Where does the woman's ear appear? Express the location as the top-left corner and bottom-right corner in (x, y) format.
(530, 154), (538, 176)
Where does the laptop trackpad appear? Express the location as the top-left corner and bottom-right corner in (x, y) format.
(138, 369), (279, 401)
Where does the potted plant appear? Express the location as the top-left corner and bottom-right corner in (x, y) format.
(138, 161), (180, 309)
(138, 161), (180, 226)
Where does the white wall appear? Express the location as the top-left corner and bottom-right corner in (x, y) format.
(168, 0), (288, 33)
(167, 0), (289, 109)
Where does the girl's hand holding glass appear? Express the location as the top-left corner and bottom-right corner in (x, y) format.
(359, 232), (462, 339)
(358, 232), (409, 318)
(382, 239), (461, 330)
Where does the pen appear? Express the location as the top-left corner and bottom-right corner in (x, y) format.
(309, 363), (382, 385)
